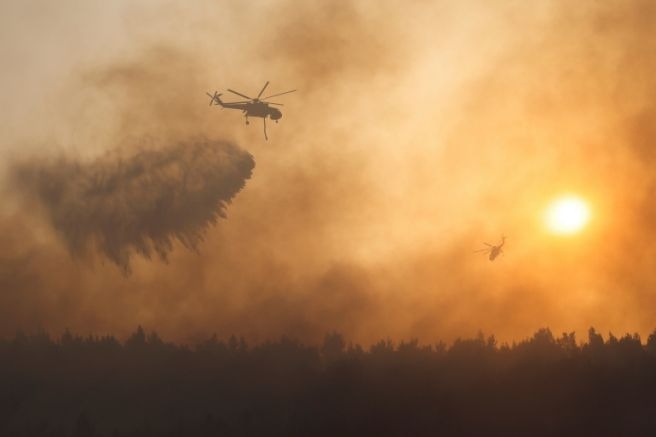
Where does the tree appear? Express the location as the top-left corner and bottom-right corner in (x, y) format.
(322, 331), (346, 363)
(647, 329), (656, 356)
(588, 327), (604, 350)
(125, 326), (146, 349)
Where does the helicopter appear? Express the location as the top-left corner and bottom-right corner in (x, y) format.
(206, 81), (296, 140)
(474, 236), (506, 261)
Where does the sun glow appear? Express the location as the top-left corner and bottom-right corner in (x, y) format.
(545, 196), (591, 235)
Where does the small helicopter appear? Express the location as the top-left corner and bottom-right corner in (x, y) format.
(206, 81), (296, 140)
(474, 236), (506, 261)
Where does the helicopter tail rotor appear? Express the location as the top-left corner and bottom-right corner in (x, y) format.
(206, 91), (223, 106)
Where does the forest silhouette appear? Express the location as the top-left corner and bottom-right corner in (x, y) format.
(3, 327), (656, 436)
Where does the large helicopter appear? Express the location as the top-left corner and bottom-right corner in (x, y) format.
(206, 81), (296, 140)
(475, 236), (506, 261)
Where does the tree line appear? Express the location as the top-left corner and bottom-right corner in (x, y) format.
(3, 326), (656, 436)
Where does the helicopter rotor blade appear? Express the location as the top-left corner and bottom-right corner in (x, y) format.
(206, 92), (217, 106)
(256, 81), (270, 99)
(263, 89), (297, 99)
(227, 89), (253, 100)
(483, 243), (493, 247)
(263, 102), (284, 106)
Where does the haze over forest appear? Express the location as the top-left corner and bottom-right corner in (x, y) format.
(2, 0), (656, 345)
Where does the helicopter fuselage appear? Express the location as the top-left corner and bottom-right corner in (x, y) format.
(488, 238), (506, 261)
(222, 101), (282, 120)
(489, 247), (502, 261)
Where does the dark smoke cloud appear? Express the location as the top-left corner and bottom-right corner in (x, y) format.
(12, 139), (254, 273)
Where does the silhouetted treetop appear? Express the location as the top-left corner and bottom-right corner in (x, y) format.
(3, 326), (656, 436)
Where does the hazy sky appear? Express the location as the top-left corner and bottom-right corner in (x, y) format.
(1, 0), (655, 344)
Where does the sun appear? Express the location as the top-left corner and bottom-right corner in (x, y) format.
(545, 195), (591, 235)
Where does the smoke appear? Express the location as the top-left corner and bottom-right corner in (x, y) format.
(12, 139), (254, 273)
(4, 0), (656, 344)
